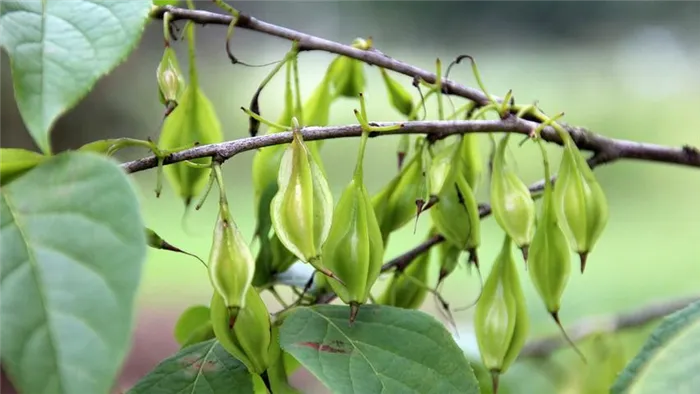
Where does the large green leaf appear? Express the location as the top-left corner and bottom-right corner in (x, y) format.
(0, 151), (147, 394)
(611, 300), (700, 394)
(0, 0), (152, 154)
(128, 339), (255, 394)
(279, 304), (480, 394)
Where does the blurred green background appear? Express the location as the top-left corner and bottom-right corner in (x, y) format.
(2, 1), (700, 393)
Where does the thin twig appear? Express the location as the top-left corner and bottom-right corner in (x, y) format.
(519, 295), (700, 359)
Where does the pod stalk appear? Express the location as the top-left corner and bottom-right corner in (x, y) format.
(551, 311), (587, 364)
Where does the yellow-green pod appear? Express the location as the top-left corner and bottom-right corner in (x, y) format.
(329, 55), (365, 99)
(302, 72), (333, 128)
(376, 234), (435, 309)
(269, 231), (297, 275)
(156, 46), (186, 107)
(158, 83), (223, 206)
(270, 128), (334, 273)
(474, 235), (529, 394)
(321, 130), (384, 323)
(436, 237), (462, 283)
(380, 67), (414, 117)
(458, 133), (483, 193)
(553, 139), (609, 273)
(430, 170), (481, 266)
(207, 199), (256, 314)
(210, 287), (272, 375)
(371, 151), (423, 245)
(427, 141), (460, 198)
(527, 166), (571, 319)
(490, 134), (536, 260)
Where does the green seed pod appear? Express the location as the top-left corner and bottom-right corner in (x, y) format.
(321, 130), (384, 323)
(371, 151), (423, 246)
(328, 55), (365, 99)
(328, 38), (368, 99)
(270, 128), (334, 276)
(527, 161), (572, 320)
(210, 287), (272, 375)
(158, 86), (223, 206)
(458, 133), (483, 193)
(207, 195), (255, 314)
(490, 134), (536, 260)
(156, 46), (186, 107)
(430, 169), (481, 267)
(427, 141), (460, 198)
(553, 139), (609, 273)
(145, 227), (206, 267)
(380, 68), (414, 118)
(436, 236), (463, 283)
(396, 134), (411, 171)
(302, 72), (334, 127)
(269, 231), (298, 275)
(376, 233), (435, 309)
(474, 235), (529, 394)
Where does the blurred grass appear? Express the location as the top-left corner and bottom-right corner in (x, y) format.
(125, 37), (700, 391)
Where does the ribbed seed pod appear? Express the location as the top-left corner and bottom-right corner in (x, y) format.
(270, 127), (335, 278)
(380, 67), (414, 118)
(490, 134), (536, 260)
(553, 138), (609, 273)
(210, 287), (272, 375)
(321, 129), (384, 323)
(458, 133), (483, 193)
(371, 150), (423, 246)
(376, 232), (436, 309)
(156, 46), (186, 108)
(328, 38), (368, 99)
(207, 186), (255, 316)
(474, 235), (529, 394)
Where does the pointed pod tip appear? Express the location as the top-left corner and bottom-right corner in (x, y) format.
(468, 248), (479, 270)
(349, 302), (360, 326)
(579, 251), (589, 274)
(520, 245), (529, 262)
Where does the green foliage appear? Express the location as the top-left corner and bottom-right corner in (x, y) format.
(128, 339), (255, 394)
(0, 0), (152, 155)
(0, 152), (147, 394)
(0, 1), (695, 393)
(611, 301), (700, 394)
(279, 304), (480, 394)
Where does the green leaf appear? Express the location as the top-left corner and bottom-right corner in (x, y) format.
(279, 304), (480, 394)
(0, 151), (147, 394)
(128, 339), (255, 394)
(0, 0), (152, 154)
(0, 148), (46, 186)
(174, 305), (211, 346)
(611, 300), (700, 394)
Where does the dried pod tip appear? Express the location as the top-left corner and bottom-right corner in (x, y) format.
(490, 370), (501, 394)
(349, 302), (360, 326)
(397, 152), (406, 171)
(520, 245), (529, 263)
(228, 306), (241, 329)
(468, 248), (479, 270)
(579, 252), (589, 274)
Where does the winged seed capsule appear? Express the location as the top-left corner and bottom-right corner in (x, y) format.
(210, 286), (272, 375)
(270, 125), (336, 279)
(490, 134), (536, 260)
(321, 126), (384, 324)
(553, 138), (609, 273)
(474, 235), (529, 394)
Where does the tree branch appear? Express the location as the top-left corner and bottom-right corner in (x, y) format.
(519, 295), (700, 359)
(121, 119), (700, 174)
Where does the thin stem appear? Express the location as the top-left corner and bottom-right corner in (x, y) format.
(292, 45), (303, 123)
(241, 107), (289, 130)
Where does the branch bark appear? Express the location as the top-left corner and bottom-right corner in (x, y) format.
(519, 295), (700, 359)
(121, 119), (700, 174)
